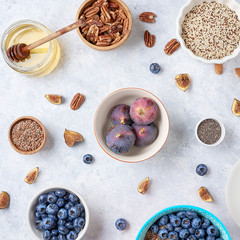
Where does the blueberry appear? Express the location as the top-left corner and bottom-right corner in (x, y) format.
(35, 220), (44, 230)
(58, 208), (68, 220)
(75, 203), (84, 213)
(68, 206), (80, 219)
(83, 154), (93, 164)
(63, 193), (70, 201)
(51, 229), (58, 236)
(41, 213), (48, 219)
(168, 214), (176, 220)
(58, 234), (67, 240)
(69, 193), (79, 203)
(65, 202), (74, 210)
(47, 192), (57, 204)
(207, 225), (219, 237)
(179, 229), (189, 238)
(168, 231), (179, 240)
(58, 225), (69, 235)
(58, 220), (66, 226)
(196, 164), (208, 176)
(46, 204), (59, 215)
(74, 227), (81, 234)
(158, 228), (168, 239)
(186, 211), (198, 219)
(57, 198), (65, 208)
(48, 214), (58, 222)
(67, 216), (74, 222)
(202, 218), (211, 229)
(36, 203), (47, 214)
(150, 63), (161, 74)
(206, 236), (216, 240)
(38, 194), (48, 204)
(177, 211), (186, 219)
(73, 217), (85, 228)
(150, 224), (159, 234)
(43, 230), (51, 240)
(170, 216), (181, 227)
(115, 218), (127, 230)
(80, 211), (85, 218)
(55, 190), (66, 198)
(195, 228), (205, 238)
(165, 223), (174, 232)
(174, 227), (182, 233)
(159, 215), (169, 226)
(187, 235), (197, 240)
(51, 237), (58, 240)
(42, 217), (56, 230)
(181, 218), (191, 229)
(189, 227), (195, 235)
(66, 231), (77, 240)
(192, 217), (202, 229)
(216, 239), (223, 240)
(35, 211), (42, 220)
(65, 222), (74, 229)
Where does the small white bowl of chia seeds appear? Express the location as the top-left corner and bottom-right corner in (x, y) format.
(195, 118), (225, 146)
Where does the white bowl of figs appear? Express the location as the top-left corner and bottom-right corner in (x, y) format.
(94, 88), (170, 163)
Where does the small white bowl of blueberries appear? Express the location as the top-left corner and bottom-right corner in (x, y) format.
(27, 186), (89, 240)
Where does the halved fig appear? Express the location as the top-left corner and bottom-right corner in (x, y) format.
(0, 191), (10, 209)
(64, 129), (83, 147)
(45, 94), (62, 104)
(137, 177), (149, 194)
(232, 98), (240, 116)
(175, 74), (191, 92)
(24, 167), (39, 184)
(198, 186), (213, 202)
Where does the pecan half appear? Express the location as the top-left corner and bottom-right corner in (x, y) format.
(144, 30), (155, 48)
(164, 38), (180, 55)
(101, 5), (111, 22)
(86, 24), (99, 43)
(99, 25), (110, 34)
(122, 18), (129, 35)
(84, 6), (100, 18)
(109, 22), (123, 34)
(81, 25), (90, 37)
(117, 9), (127, 19)
(93, 0), (108, 8)
(109, 2), (119, 9)
(111, 36), (122, 45)
(139, 12), (156, 23)
(70, 93), (85, 110)
(96, 34), (112, 46)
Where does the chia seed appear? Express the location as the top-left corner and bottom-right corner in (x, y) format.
(197, 119), (221, 145)
(11, 119), (44, 151)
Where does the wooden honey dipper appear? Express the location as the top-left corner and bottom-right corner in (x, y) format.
(6, 18), (86, 62)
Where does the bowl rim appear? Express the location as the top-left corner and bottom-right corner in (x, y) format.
(26, 186), (90, 240)
(75, 0), (133, 51)
(93, 87), (170, 163)
(194, 117), (225, 147)
(8, 116), (47, 155)
(136, 205), (231, 240)
(176, 0), (240, 64)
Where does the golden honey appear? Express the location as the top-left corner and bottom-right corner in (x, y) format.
(1, 20), (60, 77)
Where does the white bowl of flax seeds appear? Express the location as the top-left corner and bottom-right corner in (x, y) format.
(176, 0), (240, 64)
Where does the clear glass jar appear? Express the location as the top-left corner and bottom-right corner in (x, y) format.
(1, 20), (60, 77)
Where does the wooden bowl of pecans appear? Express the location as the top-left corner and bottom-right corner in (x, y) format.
(76, 0), (132, 50)
(8, 116), (47, 155)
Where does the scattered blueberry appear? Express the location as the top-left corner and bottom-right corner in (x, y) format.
(66, 231), (77, 240)
(170, 216), (181, 227)
(46, 204), (59, 215)
(47, 192), (57, 204)
(207, 225), (219, 237)
(158, 228), (168, 239)
(69, 193), (79, 204)
(196, 164), (208, 176)
(150, 224), (159, 234)
(58, 225), (69, 235)
(68, 206), (80, 219)
(56, 198), (65, 208)
(150, 63), (161, 74)
(115, 218), (127, 230)
(38, 194), (48, 204)
(58, 208), (68, 220)
(165, 223), (174, 232)
(73, 217), (85, 229)
(182, 218), (191, 229)
(179, 229), (189, 238)
(202, 218), (211, 229)
(55, 190), (66, 198)
(159, 215), (169, 226)
(195, 228), (205, 238)
(83, 154), (93, 164)
(192, 217), (202, 229)
(43, 230), (51, 240)
(168, 231), (179, 240)
(36, 203), (47, 214)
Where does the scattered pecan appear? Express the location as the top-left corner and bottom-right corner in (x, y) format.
(139, 12), (156, 23)
(164, 38), (180, 55)
(70, 93), (85, 110)
(86, 24), (99, 43)
(144, 30), (155, 48)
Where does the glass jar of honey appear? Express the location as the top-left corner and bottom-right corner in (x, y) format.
(1, 20), (60, 77)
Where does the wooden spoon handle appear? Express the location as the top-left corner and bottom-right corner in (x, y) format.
(23, 18), (86, 51)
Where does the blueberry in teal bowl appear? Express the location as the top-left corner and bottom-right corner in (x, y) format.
(136, 205), (230, 240)
(27, 186), (89, 240)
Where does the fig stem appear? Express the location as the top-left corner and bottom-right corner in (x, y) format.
(139, 128), (145, 135)
(116, 133), (121, 138)
(138, 109), (143, 115)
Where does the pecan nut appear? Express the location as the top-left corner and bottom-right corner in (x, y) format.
(101, 5), (111, 22)
(109, 2), (119, 9)
(122, 18), (129, 35)
(139, 12), (156, 23)
(84, 6), (100, 18)
(70, 93), (85, 110)
(96, 34), (112, 46)
(144, 30), (155, 48)
(164, 38), (180, 55)
(93, 0), (108, 8)
(86, 24), (99, 43)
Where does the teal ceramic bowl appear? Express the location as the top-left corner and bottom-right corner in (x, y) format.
(136, 205), (231, 240)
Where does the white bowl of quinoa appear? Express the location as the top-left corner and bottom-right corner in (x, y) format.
(176, 0), (240, 63)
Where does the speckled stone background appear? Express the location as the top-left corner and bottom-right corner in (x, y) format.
(0, 0), (240, 239)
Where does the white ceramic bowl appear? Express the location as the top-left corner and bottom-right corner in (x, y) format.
(94, 88), (170, 163)
(195, 118), (225, 146)
(27, 186), (89, 240)
(176, 0), (240, 64)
